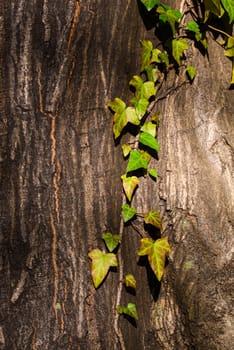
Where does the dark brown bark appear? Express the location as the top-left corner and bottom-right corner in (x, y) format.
(0, 0), (233, 349)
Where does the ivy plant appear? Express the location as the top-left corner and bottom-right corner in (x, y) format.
(89, 0), (234, 323)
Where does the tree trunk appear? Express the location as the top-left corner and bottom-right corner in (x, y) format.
(0, 1), (233, 349)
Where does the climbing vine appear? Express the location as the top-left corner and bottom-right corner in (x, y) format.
(89, 0), (234, 325)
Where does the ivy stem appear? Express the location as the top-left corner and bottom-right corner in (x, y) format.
(113, 193), (126, 350)
(208, 25), (234, 40)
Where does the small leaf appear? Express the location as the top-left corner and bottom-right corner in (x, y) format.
(225, 38), (234, 57)
(102, 232), (121, 252)
(117, 303), (138, 320)
(186, 21), (202, 41)
(158, 52), (169, 66)
(140, 0), (160, 11)
(138, 237), (171, 281)
(151, 48), (162, 63)
(141, 122), (156, 137)
(130, 76), (156, 100)
(172, 38), (189, 65)
(126, 150), (148, 173)
(124, 274), (137, 289)
(186, 66), (196, 81)
(122, 203), (137, 223)
(140, 40), (153, 71)
(139, 132), (160, 152)
(144, 210), (162, 230)
(157, 5), (182, 34)
(145, 65), (160, 82)
(108, 97), (126, 114)
(149, 168), (158, 179)
(221, 0), (234, 23)
(121, 174), (140, 202)
(88, 249), (118, 288)
(122, 144), (132, 158)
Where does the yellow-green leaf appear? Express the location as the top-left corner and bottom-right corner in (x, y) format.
(186, 66), (196, 81)
(121, 203), (137, 223)
(148, 238), (171, 281)
(88, 249), (118, 288)
(139, 132), (160, 152)
(102, 233), (121, 252)
(144, 210), (162, 230)
(117, 303), (138, 320)
(140, 40), (153, 71)
(149, 168), (158, 179)
(172, 39), (189, 65)
(141, 122), (156, 137)
(140, 0), (160, 12)
(138, 237), (154, 256)
(126, 150), (148, 173)
(124, 274), (137, 289)
(121, 174), (139, 202)
(122, 144), (132, 158)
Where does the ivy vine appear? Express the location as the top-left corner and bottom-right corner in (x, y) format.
(88, 0), (234, 326)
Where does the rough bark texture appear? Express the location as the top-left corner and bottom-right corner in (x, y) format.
(0, 0), (233, 349)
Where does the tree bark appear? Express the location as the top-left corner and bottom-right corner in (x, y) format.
(0, 0), (233, 349)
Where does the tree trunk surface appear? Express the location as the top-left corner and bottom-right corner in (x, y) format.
(0, 1), (233, 349)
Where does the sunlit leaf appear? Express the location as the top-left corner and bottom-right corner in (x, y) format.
(221, 0), (234, 23)
(109, 98), (140, 139)
(186, 21), (202, 41)
(121, 174), (139, 202)
(172, 38), (189, 65)
(124, 274), (137, 289)
(88, 249), (118, 288)
(159, 52), (169, 66)
(225, 38), (234, 57)
(130, 76), (156, 100)
(151, 48), (162, 63)
(126, 150), (148, 173)
(145, 65), (160, 82)
(140, 150), (152, 163)
(141, 122), (156, 137)
(144, 210), (162, 230)
(141, 40), (153, 71)
(149, 168), (158, 179)
(102, 233), (121, 252)
(138, 237), (171, 281)
(131, 97), (149, 118)
(121, 203), (137, 223)
(186, 66), (196, 81)
(157, 5), (182, 34)
(117, 303), (138, 320)
(139, 132), (160, 152)
(140, 0), (160, 11)
(122, 144), (132, 158)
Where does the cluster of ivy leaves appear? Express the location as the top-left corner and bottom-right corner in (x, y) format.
(89, 0), (234, 321)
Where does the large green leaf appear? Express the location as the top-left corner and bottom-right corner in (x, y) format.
(140, 0), (160, 11)
(117, 303), (138, 320)
(124, 274), (137, 289)
(138, 237), (171, 281)
(102, 233), (121, 252)
(141, 122), (156, 137)
(221, 0), (234, 23)
(88, 249), (118, 288)
(139, 132), (160, 152)
(172, 38), (189, 65)
(121, 174), (139, 202)
(121, 203), (137, 223)
(157, 5), (182, 35)
(126, 150), (149, 173)
(144, 210), (162, 230)
(109, 98), (140, 139)
(131, 97), (149, 118)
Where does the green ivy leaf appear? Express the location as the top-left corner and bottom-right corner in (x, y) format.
(121, 174), (140, 202)
(225, 38), (234, 57)
(121, 203), (137, 223)
(122, 144), (132, 158)
(109, 98), (140, 139)
(141, 122), (156, 137)
(151, 48), (162, 63)
(140, 0), (160, 11)
(126, 150), (149, 173)
(131, 97), (149, 118)
(140, 40), (153, 71)
(172, 38), (189, 65)
(186, 21), (202, 41)
(186, 66), (196, 81)
(148, 168), (158, 179)
(130, 75), (156, 100)
(138, 237), (171, 281)
(221, 0), (234, 23)
(159, 52), (169, 66)
(144, 210), (162, 230)
(145, 65), (160, 82)
(117, 303), (138, 320)
(139, 132), (160, 152)
(88, 249), (118, 288)
(102, 233), (121, 252)
(124, 274), (137, 289)
(157, 5), (182, 35)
